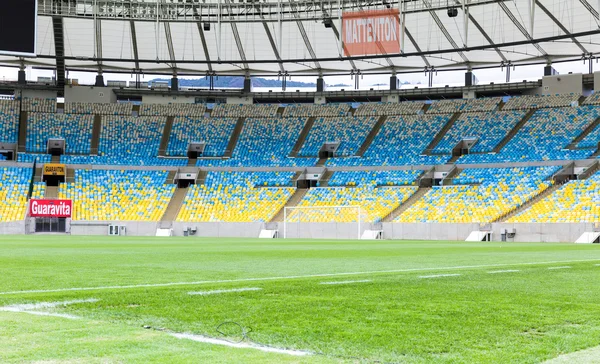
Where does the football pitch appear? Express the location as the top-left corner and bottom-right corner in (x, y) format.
(1, 237), (600, 363)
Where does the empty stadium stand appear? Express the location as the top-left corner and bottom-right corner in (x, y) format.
(0, 167), (32, 222)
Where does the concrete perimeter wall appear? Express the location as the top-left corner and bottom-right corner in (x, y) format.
(0, 221), (597, 243)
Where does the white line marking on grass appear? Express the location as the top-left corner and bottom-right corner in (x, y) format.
(0, 299), (99, 319)
(487, 270), (521, 274)
(594, 264), (600, 266)
(1, 259), (600, 296)
(188, 288), (262, 296)
(547, 266), (572, 270)
(320, 280), (372, 285)
(419, 274), (461, 279)
(170, 333), (311, 356)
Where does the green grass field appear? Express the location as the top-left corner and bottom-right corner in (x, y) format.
(1, 236), (600, 363)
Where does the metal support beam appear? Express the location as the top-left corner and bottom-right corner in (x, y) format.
(422, 0), (469, 64)
(499, 2), (547, 57)
(163, 22), (178, 73)
(129, 20), (140, 72)
(536, 0), (588, 53)
(290, 2), (321, 71)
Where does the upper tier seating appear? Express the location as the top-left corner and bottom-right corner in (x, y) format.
(328, 114), (451, 167)
(211, 104), (278, 118)
(17, 153), (52, 163)
(197, 117), (315, 167)
(395, 166), (559, 223)
(508, 171), (600, 223)
(433, 111), (526, 154)
(299, 117), (378, 157)
(60, 169), (174, 221)
(139, 103), (206, 117)
(354, 102), (424, 116)
(283, 103), (350, 117)
(0, 99), (19, 143)
(502, 94), (580, 110)
(61, 116), (186, 166)
(22, 98), (56, 113)
(583, 93), (600, 105)
(166, 117), (237, 157)
(0, 167), (32, 222)
(177, 172), (294, 222)
(460, 106), (600, 163)
(426, 98), (501, 114)
(26, 113), (94, 154)
(578, 124), (600, 149)
(64, 102), (132, 115)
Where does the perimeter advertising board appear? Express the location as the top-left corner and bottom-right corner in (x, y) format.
(342, 9), (400, 56)
(29, 200), (72, 218)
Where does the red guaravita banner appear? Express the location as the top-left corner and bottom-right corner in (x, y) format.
(342, 9), (400, 56)
(29, 199), (72, 218)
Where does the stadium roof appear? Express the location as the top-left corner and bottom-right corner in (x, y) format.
(2, 0), (600, 77)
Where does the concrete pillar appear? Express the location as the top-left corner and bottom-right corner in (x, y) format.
(171, 76), (179, 91)
(95, 74), (105, 87)
(544, 65), (558, 76)
(316, 77), (325, 92)
(390, 75), (398, 90)
(243, 77), (252, 93)
(18, 70), (26, 85)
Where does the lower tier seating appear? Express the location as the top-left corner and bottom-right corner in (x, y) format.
(0, 167), (32, 222)
(508, 171), (600, 223)
(396, 167), (559, 223)
(177, 172), (294, 222)
(60, 169), (174, 221)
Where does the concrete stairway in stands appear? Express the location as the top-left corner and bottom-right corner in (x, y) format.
(158, 116), (174, 156)
(90, 114), (102, 155)
(382, 187), (431, 222)
(356, 115), (387, 156)
(566, 116), (600, 149)
(223, 117), (245, 158)
(18, 111), (28, 153)
(422, 112), (461, 155)
(494, 182), (563, 223)
(45, 186), (59, 199)
(270, 188), (309, 223)
(289, 117), (316, 157)
(159, 187), (189, 228)
(492, 108), (536, 153)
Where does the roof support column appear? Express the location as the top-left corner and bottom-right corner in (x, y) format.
(317, 75), (325, 92)
(390, 73), (398, 90)
(528, 0), (535, 36)
(18, 61), (26, 85)
(544, 65), (558, 76)
(171, 76), (179, 91)
(95, 74), (105, 87)
(244, 72), (251, 93)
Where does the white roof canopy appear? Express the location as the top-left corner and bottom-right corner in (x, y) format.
(1, 0), (600, 76)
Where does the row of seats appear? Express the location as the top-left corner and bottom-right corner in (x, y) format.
(426, 98), (501, 114)
(139, 103), (206, 117)
(502, 94), (580, 110)
(0, 100), (19, 144)
(177, 172), (294, 222)
(509, 171), (600, 223)
(328, 115), (451, 166)
(64, 102), (132, 115)
(283, 104), (349, 117)
(460, 106), (600, 163)
(583, 92), (600, 105)
(578, 123), (600, 149)
(60, 169), (174, 221)
(396, 167), (559, 223)
(167, 117), (237, 157)
(22, 98), (56, 113)
(299, 117), (378, 157)
(354, 102), (424, 116)
(0, 167), (32, 222)
(211, 104), (278, 118)
(328, 170), (422, 187)
(26, 113), (94, 154)
(433, 111), (526, 154)
(197, 118), (316, 167)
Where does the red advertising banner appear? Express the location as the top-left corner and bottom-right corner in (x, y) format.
(29, 199), (72, 218)
(342, 9), (400, 56)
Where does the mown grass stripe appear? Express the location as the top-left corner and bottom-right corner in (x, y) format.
(188, 288), (262, 296)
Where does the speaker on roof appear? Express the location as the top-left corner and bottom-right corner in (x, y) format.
(323, 18), (333, 28)
(203, 22), (210, 31)
(447, 7), (458, 17)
